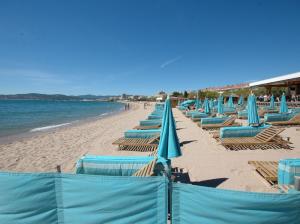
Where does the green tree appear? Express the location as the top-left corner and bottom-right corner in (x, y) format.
(183, 90), (188, 98)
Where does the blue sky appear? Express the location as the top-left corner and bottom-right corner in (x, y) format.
(0, 0), (300, 95)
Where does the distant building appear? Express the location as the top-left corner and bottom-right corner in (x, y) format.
(156, 91), (167, 102)
(202, 83), (249, 92)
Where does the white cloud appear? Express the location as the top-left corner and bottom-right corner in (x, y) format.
(160, 56), (182, 69)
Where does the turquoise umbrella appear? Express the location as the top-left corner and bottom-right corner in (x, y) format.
(227, 95), (234, 108)
(209, 99), (214, 110)
(204, 98), (210, 114)
(280, 93), (288, 113)
(217, 95), (224, 114)
(247, 94), (260, 126)
(195, 98), (201, 110)
(238, 95), (244, 105)
(269, 95), (275, 109)
(157, 97), (182, 159)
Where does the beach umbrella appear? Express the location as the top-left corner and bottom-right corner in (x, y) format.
(227, 95), (234, 108)
(279, 93), (288, 113)
(247, 94), (260, 126)
(269, 95), (275, 109)
(217, 95), (224, 115)
(181, 99), (195, 107)
(195, 98), (201, 110)
(204, 98), (210, 114)
(209, 99), (214, 110)
(157, 97), (182, 160)
(238, 95), (244, 105)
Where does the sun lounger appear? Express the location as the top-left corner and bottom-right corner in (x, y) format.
(112, 135), (159, 152)
(134, 124), (161, 130)
(248, 161), (278, 185)
(132, 158), (157, 176)
(220, 126), (290, 150)
(266, 113), (300, 126)
(200, 116), (240, 130)
(76, 155), (170, 176)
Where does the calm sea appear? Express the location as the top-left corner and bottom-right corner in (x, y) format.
(0, 100), (124, 138)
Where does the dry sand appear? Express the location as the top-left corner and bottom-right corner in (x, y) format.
(172, 108), (300, 192)
(0, 103), (299, 192)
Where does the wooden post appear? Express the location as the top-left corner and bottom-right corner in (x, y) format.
(56, 165), (61, 173)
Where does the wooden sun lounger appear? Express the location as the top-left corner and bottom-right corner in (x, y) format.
(221, 126), (290, 150)
(248, 161), (278, 185)
(199, 116), (240, 130)
(267, 113), (300, 126)
(134, 124), (161, 130)
(132, 158), (157, 176)
(112, 135), (159, 152)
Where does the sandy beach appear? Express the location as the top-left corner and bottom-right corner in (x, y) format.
(1, 102), (299, 192)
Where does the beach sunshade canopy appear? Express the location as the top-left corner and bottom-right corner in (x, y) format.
(217, 95), (224, 114)
(269, 95), (275, 109)
(204, 98), (210, 114)
(227, 95), (234, 108)
(238, 95), (244, 105)
(180, 100), (195, 107)
(157, 97), (182, 159)
(280, 93), (288, 113)
(247, 94), (260, 126)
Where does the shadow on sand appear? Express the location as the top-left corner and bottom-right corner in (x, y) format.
(172, 167), (228, 188)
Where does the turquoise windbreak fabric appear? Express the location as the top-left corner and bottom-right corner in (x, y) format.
(278, 158), (300, 185)
(264, 113), (295, 122)
(280, 94), (288, 113)
(270, 95), (275, 109)
(201, 116), (228, 125)
(191, 112), (209, 119)
(247, 94), (260, 126)
(217, 95), (224, 114)
(76, 155), (156, 176)
(76, 155), (170, 176)
(172, 183), (300, 224)
(220, 125), (270, 138)
(158, 98), (182, 159)
(148, 114), (163, 120)
(0, 172), (168, 224)
(227, 95), (234, 108)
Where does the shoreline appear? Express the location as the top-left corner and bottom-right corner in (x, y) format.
(0, 102), (152, 173)
(0, 103), (126, 146)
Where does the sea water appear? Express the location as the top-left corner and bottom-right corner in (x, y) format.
(0, 100), (124, 137)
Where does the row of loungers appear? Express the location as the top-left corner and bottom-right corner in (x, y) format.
(112, 109), (162, 152)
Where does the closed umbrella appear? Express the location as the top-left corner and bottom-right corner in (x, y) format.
(247, 94), (260, 126)
(204, 98), (210, 114)
(217, 95), (224, 115)
(227, 95), (234, 108)
(269, 95), (275, 109)
(157, 97), (182, 159)
(195, 98), (201, 110)
(209, 99), (214, 111)
(238, 95), (244, 105)
(280, 93), (288, 113)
